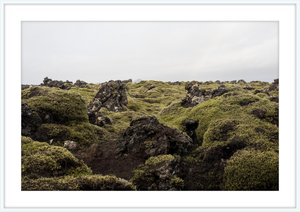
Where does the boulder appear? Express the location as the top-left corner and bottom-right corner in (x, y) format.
(181, 84), (228, 108)
(115, 115), (192, 159)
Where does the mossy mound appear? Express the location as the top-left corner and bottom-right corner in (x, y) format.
(22, 175), (136, 191)
(224, 149), (279, 190)
(32, 122), (110, 147)
(22, 86), (88, 125)
(22, 136), (92, 179)
(22, 86), (111, 147)
(130, 155), (184, 190)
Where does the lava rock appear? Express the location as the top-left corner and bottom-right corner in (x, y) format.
(92, 80), (128, 112)
(115, 115), (192, 159)
(181, 84), (228, 108)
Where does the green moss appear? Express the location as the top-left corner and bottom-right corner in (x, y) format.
(224, 149), (279, 190)
(169, 176), (185, 189)
(35, 122), (110, 147)
(144, 141), (153, 150)
(22, 86), (88, 125)
(145, 154), (175, 167)
(69, 87), (98, 104)
(22, 136), (92, 178)
(22, 175), (136, 191)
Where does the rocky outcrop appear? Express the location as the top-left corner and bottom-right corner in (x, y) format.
(115, 115), (192, 159)
(92, 80), (128, 112)
(40, 77), (73, 90)
(130, 155), (183, 190)
(181, 84), (228, 108)
(73, 79), (90, 88)
(21, 102), (42, 136)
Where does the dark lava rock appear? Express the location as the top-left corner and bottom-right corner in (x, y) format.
(21, 102), (42, 136)
(181, 84), (228, 108)
(87, 98), (112, 127)
(182, 119), (199, 143)
(92, 80), (128, 112)
(41, 77), (72, 90)
(115, 115), (192, 159)
(73, 79), (89, 88)
(211, 85), (228, 98)
(131, 156), (183, 190)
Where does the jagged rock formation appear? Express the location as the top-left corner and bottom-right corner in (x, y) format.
(181, 83), (228, 108)
(92, 80), (128, 112)
(115, 115), (192, 159)
(21, 102), (42, 136)
(86, 80), (127, 126)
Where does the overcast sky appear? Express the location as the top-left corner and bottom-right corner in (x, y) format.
(22, 21), (278, 85)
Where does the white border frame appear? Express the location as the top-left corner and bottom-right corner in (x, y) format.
(0, 1), (299, 212)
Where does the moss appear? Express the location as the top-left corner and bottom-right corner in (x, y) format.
(169, 176), (185, 189)
(145, 154), (175, 167)
(35, 122), (110, 147)
(144, 141), (153, 150)
(69, 87), (98, 104)
(22, 175), (136, 191)
(22, 86), (88, 125)
(22, 136), (92, 178)
(224, 149), (279, 190)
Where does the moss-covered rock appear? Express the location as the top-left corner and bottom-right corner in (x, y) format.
(130, 155), (184, 190)
(224, 149), (279, 190)
(22, 86), (88, 125)
(22, 136), (92, 179)
(22, 175), (136, 191)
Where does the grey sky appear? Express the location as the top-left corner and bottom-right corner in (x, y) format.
(22, 22), (278, 84)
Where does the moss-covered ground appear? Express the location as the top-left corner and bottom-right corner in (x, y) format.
(21, 79), (279, 190)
